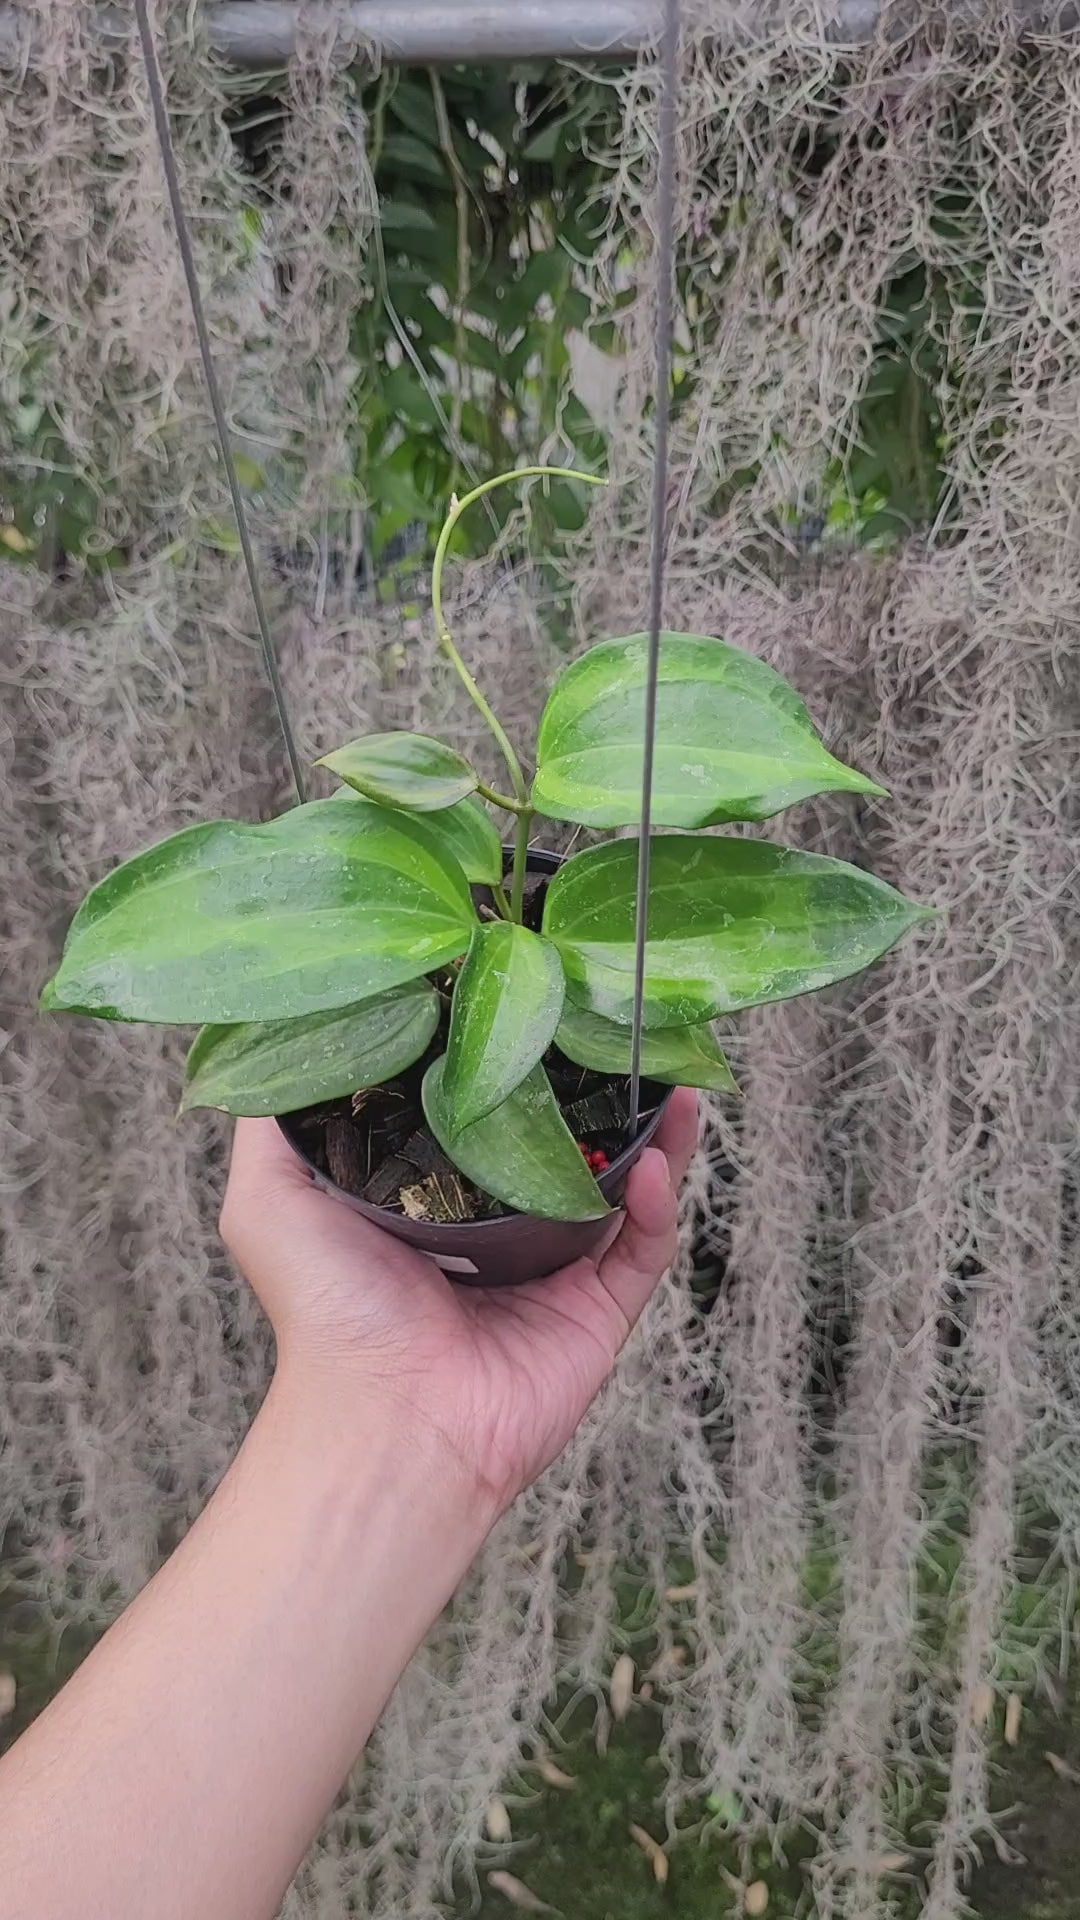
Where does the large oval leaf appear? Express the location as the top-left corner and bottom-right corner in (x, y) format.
(422, 1058), (609, 1222)
(42, 799), (476, 1025)
(181, 981), (441, 1118)
(443, 923), (565, 1135)
(319, 731), (478, 811)
(333, 787), (504, 886)
(556, 1006), (738, 1094)
(532, 633), (885, 828)
(543, 834), (931, 1028)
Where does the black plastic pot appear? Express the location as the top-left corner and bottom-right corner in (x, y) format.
(277, 848), (672, 1288)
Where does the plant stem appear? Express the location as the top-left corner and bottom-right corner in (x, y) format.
(510, 808), (534, 924)
(491, 884), (513, 922)
(430, 465), (607, 834)
(476, 779), (525, 815)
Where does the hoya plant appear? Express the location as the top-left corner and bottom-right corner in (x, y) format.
(42, 469), (930, 1223)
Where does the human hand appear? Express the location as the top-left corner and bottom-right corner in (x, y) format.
(220, 1088), (698, 1520)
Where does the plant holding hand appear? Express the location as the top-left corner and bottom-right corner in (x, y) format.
(42, 467), (932, 1226)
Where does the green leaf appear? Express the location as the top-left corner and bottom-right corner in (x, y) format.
(420, 795), (504, 886)
(231, 451), (265, 491)
(524, 117), (571, 161)
(378, 367), (444, 431)
(460, 328), (503, 375)
(202, 517), (241, 554)
(544, 479), (588, 534)
(386, 78), (442, 145)
(543, 834), (931, 1029)
(443, 923), (565, 1134)
(532, 634), (886, 829)
(318, 732), (479, 812)
(556, 1006), (738, 1093)
(379, 198), (439, 234)
(422, 1058), (609, 1222)
(330, 788), (504, 887)
(42, 798), (476, 1025)
(500, 248), (568, 325)
(379, 133), (447, 186)
(181, 981), (441, 1118)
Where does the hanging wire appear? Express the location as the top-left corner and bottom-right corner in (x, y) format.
(628, 0), (680, 1136)
(133, 0), (307, 804)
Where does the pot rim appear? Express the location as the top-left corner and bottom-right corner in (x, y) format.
(279, 1084), (670, 1238)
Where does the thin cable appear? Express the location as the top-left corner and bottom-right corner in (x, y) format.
(133, 0), (307, 804)
(628, 0), (680, 1136)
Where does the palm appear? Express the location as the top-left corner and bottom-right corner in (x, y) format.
(221, 1091), (697, 1510)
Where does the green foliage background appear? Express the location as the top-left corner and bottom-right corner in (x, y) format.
(0, 59), (954, 582)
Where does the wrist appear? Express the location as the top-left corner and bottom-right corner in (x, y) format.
(261, 1357), (499, 1563)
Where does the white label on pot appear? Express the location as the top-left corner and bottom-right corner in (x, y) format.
(426, 1252), (480, 1277)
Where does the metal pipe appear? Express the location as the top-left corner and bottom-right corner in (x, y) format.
(0, 0), (1076, 70)
(0, 1), (657, 69)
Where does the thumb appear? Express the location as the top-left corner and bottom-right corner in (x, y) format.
(595, 1147), (679, 1334)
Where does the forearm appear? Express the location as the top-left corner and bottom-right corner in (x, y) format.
(0, 1369), (490, 1920)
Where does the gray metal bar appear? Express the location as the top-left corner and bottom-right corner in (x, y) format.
(1, 1), (1076, 71)
(0, 2), (657, 69)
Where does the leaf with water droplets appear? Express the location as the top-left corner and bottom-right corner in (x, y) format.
(417, 794), (504, 885)
(333, 784), (504, 886)
(533, 632), (885, 828)
(443, 923), (565, 1134)
(182, 981), (440, 1117)
(422, 1059), (609, 1222)
(42, 798), (476, 1025)
(556, 1005), (736, 1092)
(544, 835), (932, 1029)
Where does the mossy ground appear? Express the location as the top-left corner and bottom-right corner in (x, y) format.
(3, 1592), (1080, 1917)
(965, 1680), (1080, 1920)
(459, 1678), (1080, 1920)
(0, 1604), (95, 1756)
(458, 1701), (815, 1920)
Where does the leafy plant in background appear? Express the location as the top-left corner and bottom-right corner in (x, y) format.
(823, 257), (949, 550)
(2, 63), (968, 581)
(353, 62), (617, 575)
(42, 466), (930, 1224)
(0, 325), (120, 573)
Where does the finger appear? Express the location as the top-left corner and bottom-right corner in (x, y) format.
(652, 1085), (699, 1191)
(595, 1145), (679, 1333)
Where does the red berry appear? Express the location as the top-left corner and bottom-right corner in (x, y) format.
(579, 1142), (611, 1175)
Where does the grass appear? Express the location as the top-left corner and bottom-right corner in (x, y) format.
(459, 1700), (816, 1920)
(460, 1675), (1080, 1920)
(965, 1677), (1080, 1920)
(4, 1551), (1080, 1918)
